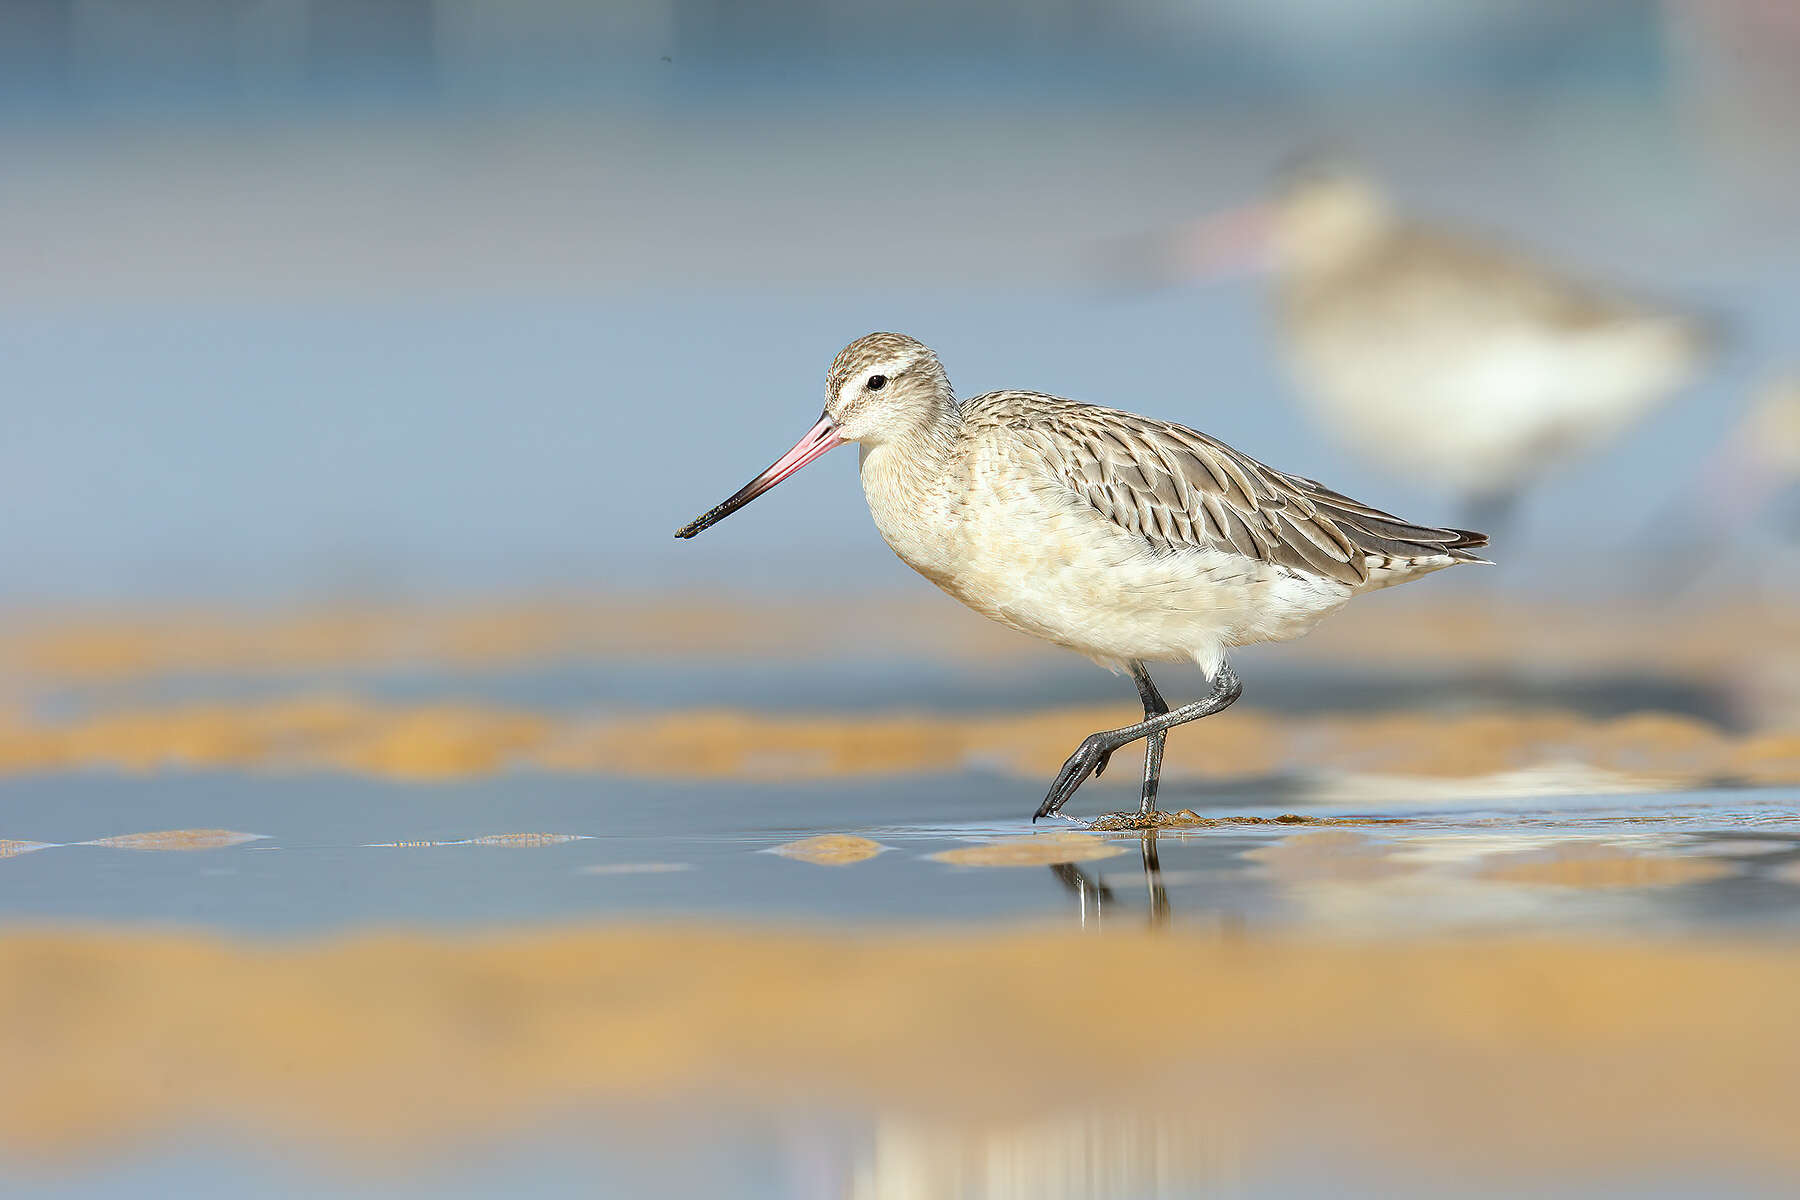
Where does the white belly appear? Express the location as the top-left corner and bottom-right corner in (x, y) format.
(860, 438), (1354, 676)
(1290, 318), (1696, 496)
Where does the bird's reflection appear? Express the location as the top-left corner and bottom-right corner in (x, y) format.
(1047, 860), (1113, 928)
(844, 1106), (1243, 1199)
(1051, 830), (1170, 929)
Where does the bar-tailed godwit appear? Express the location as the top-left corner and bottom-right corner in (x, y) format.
(1145, 161), (1714, 532)
(677, 333), (1489, 824)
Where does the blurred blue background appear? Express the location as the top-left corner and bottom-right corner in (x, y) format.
(2, 0), (1796, 604)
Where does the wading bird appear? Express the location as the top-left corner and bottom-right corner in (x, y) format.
(677, 333), (1488, 824)
(1134, 161), (1713, 533)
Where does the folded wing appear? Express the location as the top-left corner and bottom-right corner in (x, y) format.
(1009, 396), (1490, 585)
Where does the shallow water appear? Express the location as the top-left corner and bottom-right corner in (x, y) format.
(5, 610), (1800, 1199)
(3, 770), (1798, 936)
(6, 767), (1800, 1197)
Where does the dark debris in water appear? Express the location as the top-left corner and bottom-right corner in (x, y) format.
(1087, 810), (1413, 832)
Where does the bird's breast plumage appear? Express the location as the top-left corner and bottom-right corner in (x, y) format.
(854, 400), (1466, 673)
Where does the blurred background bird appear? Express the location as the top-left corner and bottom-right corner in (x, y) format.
(1111, 159), (1719, 536)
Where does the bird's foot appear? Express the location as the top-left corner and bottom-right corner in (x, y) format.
(1032, 734), (1117, 822)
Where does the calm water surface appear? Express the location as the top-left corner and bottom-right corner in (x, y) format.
(3, 770), (1797, 936)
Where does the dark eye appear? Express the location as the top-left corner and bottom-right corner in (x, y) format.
(866, 374), (888, 391)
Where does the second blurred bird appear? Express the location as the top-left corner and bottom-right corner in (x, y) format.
(1115, 159), (1717, 534)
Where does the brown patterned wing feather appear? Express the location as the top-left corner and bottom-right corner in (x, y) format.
(1005, 395), (1488, 584)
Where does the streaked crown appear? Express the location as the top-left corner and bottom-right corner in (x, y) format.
(826, 332), (945, 395)
(823, 332), (956, 443)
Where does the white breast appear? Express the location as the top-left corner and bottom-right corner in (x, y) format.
(1284, 274), (1701, 497)
(860, 430), (1355, 676)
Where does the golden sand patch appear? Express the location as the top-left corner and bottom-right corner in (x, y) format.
(932, 832), (1127, 867)
(2, 697), (1799, 787)
(0, 598), (1018, 686)
(1, 597), (1795, 684)
(0, 927), (1798, 1173)
(81, 829), (264, 852)
(770, 834), (886, 865)
(538, 706), (1793, 787)
(1476, 842), (1736, 888)
(0, 839), (54, 858)
(0, 697), (549, 780)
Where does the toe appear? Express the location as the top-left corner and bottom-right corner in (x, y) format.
(1034, 739), (1111, 820)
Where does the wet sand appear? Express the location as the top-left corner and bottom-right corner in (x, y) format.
(3, 595), (1796, 685)
(2, 924), (1799, 1185)
(2, 596), (1794, 798)
(2, 694), (1796, 789)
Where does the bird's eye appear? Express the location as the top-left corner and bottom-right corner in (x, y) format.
(866, 374), (888, 391)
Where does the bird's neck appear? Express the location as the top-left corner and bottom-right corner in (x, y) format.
(856, 401), (964, 575)
(859, 394), (959, 468)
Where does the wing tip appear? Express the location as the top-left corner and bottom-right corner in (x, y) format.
(1448, 526), (1489, 547)
(1445, 526), (1493, 565)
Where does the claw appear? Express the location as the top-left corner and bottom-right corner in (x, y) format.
(1031, 735), (1114, 822)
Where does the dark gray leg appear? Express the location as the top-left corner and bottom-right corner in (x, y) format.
(1033, 662), (1242, 822)
(1130, 661), (1171, 817)
(1048, 861), (1114, 929)
(1087, 660), (1168, 806)
(1141, 830), (1170, 927)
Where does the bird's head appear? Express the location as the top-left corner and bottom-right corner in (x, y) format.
(823, 332), (955, 446)
(1266, 157), (1391, 275)
(673, 332), (952, 540)
(1119, 153), (1391, 287)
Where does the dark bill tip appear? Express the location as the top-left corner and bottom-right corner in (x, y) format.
(674, 513), (718, 540)
(673, 412), (842, 542)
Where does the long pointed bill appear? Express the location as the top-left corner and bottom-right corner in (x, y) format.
(1164, 202), (1274, 281)
(1098, 202), (1273, 290)
(675, 413), (844, 539)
